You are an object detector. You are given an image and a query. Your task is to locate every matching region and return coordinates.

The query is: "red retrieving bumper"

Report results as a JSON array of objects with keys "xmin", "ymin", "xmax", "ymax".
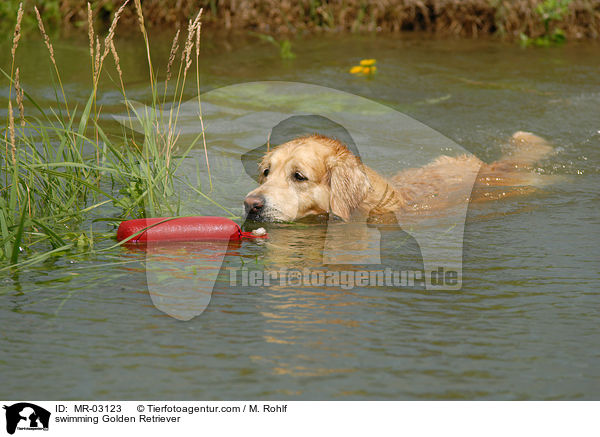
[{"xmin": 117, "ymin": 217, "xmax": 266, "ymax": 243}]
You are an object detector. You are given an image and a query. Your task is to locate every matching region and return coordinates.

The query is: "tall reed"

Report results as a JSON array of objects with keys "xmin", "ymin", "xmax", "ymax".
[{"xmin": 0, "ymin": 1, "xmax": 220, "ymax": 272}]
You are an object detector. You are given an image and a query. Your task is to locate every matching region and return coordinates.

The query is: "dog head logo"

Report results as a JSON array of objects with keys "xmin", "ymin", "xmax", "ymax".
[{"xmin": 3, "ymin": 403, "xmax": 50, "ymax": 435}]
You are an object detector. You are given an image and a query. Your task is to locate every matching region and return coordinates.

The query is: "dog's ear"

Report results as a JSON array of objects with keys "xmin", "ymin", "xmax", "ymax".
[{"xmin": 327, "ymin": 150, "xmax": 371, "ymax": 221}]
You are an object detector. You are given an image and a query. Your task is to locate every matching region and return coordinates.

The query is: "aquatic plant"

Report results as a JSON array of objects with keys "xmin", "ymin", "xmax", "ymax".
[
  {"xmin": 251, "ymin": 32, "xmax": 296, "ymax": 60},
  {"xmin": 0, "ymin": 2, "xmax": 215, "ymax": 270}
]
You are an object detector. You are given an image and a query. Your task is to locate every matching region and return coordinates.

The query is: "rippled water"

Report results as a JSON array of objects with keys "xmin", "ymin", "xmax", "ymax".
[{"xmin": 1, "ymin": 33, "xmax": 599, "ymax": 399}]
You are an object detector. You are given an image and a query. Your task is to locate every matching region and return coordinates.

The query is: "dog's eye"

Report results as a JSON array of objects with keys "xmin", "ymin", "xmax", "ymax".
[
  {"xmin": 294, "ymin": 171, "xmax": 308, "ymax": 181},
  {"xmin": 263, "ymin": 168, "xmax": 269, "ymax": 177}
]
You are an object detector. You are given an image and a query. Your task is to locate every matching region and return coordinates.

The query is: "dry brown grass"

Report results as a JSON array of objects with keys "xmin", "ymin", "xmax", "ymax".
[
  {"xmin": 10, "ymin": 3, "xmax": 23, "ymax": 61},
  {"xmin": 6, "ymin": 2, "xmax": 23, "ymax": 167},
  {"xmin": 87, "ymin": 2, "xmax": 94, "ymax": 70},
  {"xmin": 34, "ymin": 7, "xmax": 56, "ymax": 64},
  {"xmin": 165, "ymin": 28, "xmax": 180, "ymax": 84},
  {"xmin": 14, "ymin": 68, "xmax": 25, "ymax": 127},
  {"xmin": 50, "ymin": 0, "xmax": 600, "ymax": 39}
]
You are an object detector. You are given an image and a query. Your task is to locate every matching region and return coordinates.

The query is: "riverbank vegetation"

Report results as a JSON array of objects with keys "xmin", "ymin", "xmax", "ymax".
[
  {"xmin": 1, "ymin": 1, "xmax": 216, "ymax": 270},
  {"xmin": 1, "ymin": 0, "xmax": 599, "ymax": 40}
]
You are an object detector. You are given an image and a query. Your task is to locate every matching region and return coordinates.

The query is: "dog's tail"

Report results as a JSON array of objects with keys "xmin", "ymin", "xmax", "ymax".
[
  {"xmin": 500, "ymin": 131, "xmax": 554, "ymax": 167},
  {"xmin": 479, "ymin": 131, "xmax": 558, "ymax": 188}
]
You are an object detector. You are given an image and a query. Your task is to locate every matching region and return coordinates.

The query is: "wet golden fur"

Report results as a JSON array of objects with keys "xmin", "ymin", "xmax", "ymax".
[{"xmin": 244, "ymin": 131, "xmax": 553, "ymax": 222}]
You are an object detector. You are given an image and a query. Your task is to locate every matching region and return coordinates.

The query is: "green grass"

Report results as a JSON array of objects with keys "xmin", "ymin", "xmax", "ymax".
[
  {"xmin": 250, "ymin": 32, "xmax": 296, "ymax": 60},
  {"xmin": 520, "ymin": 0, "xmax": 572, "ymax": 46},
  {"xmin": 0, "ymin": 2, "xmax": 218, "ymax": 272}
]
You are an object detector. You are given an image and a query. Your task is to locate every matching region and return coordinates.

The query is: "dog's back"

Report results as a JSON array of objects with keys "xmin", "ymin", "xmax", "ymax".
[{"xmin": 391, "ymin": 131, "xmax": 555, "ymax": 212}]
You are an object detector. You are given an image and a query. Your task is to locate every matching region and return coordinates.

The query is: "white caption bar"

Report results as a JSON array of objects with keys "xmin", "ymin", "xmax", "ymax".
[{"xmin": 1, "ymin": 401, "xmax": 598, "ymax": 436}]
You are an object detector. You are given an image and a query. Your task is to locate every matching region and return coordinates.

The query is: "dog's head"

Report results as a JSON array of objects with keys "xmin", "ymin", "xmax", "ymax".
[{"xmin": 244, "ymin": 135, "xmax": 371, "ymax": 222}]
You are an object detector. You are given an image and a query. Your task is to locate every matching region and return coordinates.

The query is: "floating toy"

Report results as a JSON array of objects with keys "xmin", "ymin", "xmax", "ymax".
[{"xmin": 117, "ymin": 217, "xmax": 266, "ymax": 243}]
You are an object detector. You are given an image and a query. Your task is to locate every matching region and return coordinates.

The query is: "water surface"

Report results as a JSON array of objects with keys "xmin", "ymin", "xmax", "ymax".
[{"xmin": 1, "ymin": 34, "xmax": 599, "ymax": 399}]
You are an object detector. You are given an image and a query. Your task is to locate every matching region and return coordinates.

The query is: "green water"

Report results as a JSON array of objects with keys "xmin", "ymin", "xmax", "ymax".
[{"xmin": 1, "ymin": 33, "xmax": 599, "ymax": 399}]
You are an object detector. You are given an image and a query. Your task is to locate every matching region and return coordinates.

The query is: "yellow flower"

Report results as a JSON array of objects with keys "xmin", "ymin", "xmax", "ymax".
[{"xmin": 350, "ymin": 62, "xmax": 377, "ymax": 77}]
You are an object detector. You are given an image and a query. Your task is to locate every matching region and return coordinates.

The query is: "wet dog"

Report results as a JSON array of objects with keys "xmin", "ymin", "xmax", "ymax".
[{"xmin": 244, "ymin": 131, "xmax": 553, "ymax": 222}]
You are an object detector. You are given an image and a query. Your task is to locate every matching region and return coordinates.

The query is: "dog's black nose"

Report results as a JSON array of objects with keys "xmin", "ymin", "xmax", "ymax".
[{"xmin": 244, "ymin": 195, "xmax": 265, "ymax": 215}]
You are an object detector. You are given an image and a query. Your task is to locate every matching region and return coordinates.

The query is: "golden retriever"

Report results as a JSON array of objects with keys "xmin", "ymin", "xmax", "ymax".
[{"xmin": 244, "ymin": 131, "xmax": 553, "ymax": 223}]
